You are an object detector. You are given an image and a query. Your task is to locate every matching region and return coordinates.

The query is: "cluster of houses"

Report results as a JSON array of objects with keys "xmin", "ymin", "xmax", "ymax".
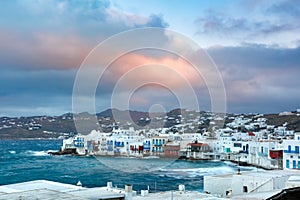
[{"xmin": 59, "ymin": 113, "xmax": 300, "ymax": 171}]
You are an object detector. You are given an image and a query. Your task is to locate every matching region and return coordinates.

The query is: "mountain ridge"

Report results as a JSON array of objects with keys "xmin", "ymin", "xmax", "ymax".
[{"xmin": 0, "ymin": 108, "xmax": 299, "ymax": 139}]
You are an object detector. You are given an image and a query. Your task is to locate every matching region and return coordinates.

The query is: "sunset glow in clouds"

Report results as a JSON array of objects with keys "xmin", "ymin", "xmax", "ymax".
[{"xmin": 1, "ymin": 0, "xmax": 300, "ymax": 116}]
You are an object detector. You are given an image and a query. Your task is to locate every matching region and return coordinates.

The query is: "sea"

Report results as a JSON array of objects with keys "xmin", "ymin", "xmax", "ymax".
[{"xmin": 0, "ymin": 139, "xmax": 258, "ymax": 192}]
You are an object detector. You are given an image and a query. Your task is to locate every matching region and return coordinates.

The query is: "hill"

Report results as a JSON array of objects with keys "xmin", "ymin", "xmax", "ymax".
[{"xmin": 0, "ymin": 109, "xmax": 300, "ymax": 139}]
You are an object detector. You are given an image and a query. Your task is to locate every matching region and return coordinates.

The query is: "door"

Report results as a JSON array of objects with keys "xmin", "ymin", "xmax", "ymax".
[
  {"xmin": 295, "ymin": 146, "xmax": 299, "ymax": 153},
  {"xmin": 286, "ymin": 160, "xmax": 290, "ymax": 168}
]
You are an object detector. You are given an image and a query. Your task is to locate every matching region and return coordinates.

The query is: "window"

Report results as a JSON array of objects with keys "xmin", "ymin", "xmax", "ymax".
[
  {"xmin": 243, "ymin": 186, "xmax": 248, "ymax": 193},
  {"xmin": 291, "ymin": 155, "xmax": 293, "ymax": 158},
  {"xmin": 234, "ymin": 143, "xmax": 242, "ymax": 148}
]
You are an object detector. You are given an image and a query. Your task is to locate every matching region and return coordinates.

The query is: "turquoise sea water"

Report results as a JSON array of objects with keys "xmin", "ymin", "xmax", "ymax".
[{"xmin": 0, "ymin": 139, "xmax": 255, "ymax": 192}]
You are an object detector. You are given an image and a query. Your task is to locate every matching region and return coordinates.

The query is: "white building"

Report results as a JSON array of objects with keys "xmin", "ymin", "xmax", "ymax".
[
  {"xmin": 204, "ymin": 170, "xmax": 299, "ymax": 198},
  {"xmin": 283, "ymin": 133, "xmax": 300, "ymax": 170},
  {"xmin": 248, "ymin": 141, "xmax": 282, "ymax": 169}
]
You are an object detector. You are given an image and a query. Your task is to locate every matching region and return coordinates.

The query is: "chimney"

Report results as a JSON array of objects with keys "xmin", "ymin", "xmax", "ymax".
[
  {"xmin": 178, "ymin": 184, "xmax": 185, "ymax": 191},
  {"xmin": 107, "ymin": 181, "xmax": 113, "ymax": 189},
  {"xmin": 125, "ymin": 184, "xmax": 132, "ymax": 200}
]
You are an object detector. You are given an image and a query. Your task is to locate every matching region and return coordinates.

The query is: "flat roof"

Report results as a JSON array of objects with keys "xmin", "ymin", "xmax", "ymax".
[
  {"xmin": 0, "ymin": 180, "xmax": 124, "ymax": 200},
  {"xmin": 206, "ymin": 170, "xmax": 300, "ymax": 179},
  {"xmin": 132, "ymin": 190, "xmax": 226, "ymax": 200},
  {"xmin": 231, "ymin": 189, "xmax": 281, "ymax": 200},
  {"xmin": 0, "ymin": 189, "xmax": 85, "ymax": 200},
  {"xmin": 68, "ymin": 187, "xmax": 125, "ymax": 200},
  {"xmin": 0, "ymin": 180, "xmax": 80, "ymax": 193}
]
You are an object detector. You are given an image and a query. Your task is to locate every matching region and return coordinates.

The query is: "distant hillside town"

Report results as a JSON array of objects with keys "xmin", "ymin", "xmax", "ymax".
[{"xmin": 16, "ymin": 108, "xmax": 296, "ymax": 171}]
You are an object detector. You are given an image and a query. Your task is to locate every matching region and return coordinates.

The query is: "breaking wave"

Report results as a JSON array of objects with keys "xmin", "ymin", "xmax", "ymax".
[
  {"xmin": 23, "ymin": 150, "xmax": 50, "ymax": 156},
  {"xmin": 158, "ymin": 165, "xmax": 237, "ymax": 179}
]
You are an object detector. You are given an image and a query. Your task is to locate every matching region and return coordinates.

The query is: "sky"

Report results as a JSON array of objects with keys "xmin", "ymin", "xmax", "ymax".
[{"xmin": 0, "ymin": 0, "xmax": 300, "ymax": 116}]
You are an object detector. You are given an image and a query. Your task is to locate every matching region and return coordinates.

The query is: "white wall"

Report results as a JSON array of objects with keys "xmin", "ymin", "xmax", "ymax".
[{"xmin": 204, "ymin": 175, "xmax": 233, "ymax": 197}]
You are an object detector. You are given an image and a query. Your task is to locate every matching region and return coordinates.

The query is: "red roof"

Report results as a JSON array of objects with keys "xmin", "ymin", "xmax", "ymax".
[
  {"xmin": 188, "ymin": 143, "xmax": 209, "ymax": 147},
  {"xmin": 248, "ymin": 132, "xmax": 255, "ymax": 136}
]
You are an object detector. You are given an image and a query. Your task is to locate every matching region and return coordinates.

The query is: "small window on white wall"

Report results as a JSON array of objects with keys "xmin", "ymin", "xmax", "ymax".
[{"xmin": 243, "ymin": 186, "xmax": 248, "ymax": 193}]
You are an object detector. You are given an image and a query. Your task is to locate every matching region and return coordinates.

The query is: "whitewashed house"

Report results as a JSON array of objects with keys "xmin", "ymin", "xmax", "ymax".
[
  {"xmin": 283, "ymin": 133, "xmax": 300, "ymax": 170},
  {"xmin": 248, "ymin": 141, "xmax": 282, "ymax": 169}
]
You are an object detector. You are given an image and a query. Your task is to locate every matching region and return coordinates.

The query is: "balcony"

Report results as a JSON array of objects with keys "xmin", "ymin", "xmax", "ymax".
[
  {"xmin": 284, "ymin": 150, "xmax": 299, "ymax": 154},
  {"xmin": 258, "ymin": 152, "xmax": 268, "ymax": 157},
  {"xmin": 114, "ymin": 141, "xmax": 125, "ymax": 147},
  {"xmin": 152, "ymin": 149, "xmax": 163, "ymax": 153},
  {"xmin": 154, "ymin": 143, "xmax": 163, "ymax": 146}
]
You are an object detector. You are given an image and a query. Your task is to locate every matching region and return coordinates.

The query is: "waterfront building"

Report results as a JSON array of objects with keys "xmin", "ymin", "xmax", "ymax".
[
  {"xmin": 248, "ymin": 141, "xmax": 282, "ymax": 169},
  {"xmin": 283, "ymin": 132, "xmax": 300, "ymax": 170},
  {"xmin": 163, "ymin": 142, "xmax": 180, "ymax": 157},
  {"xmin": 151, "ymin": 136, "xmax": 167, "ymax": 156},
  {"xmin": 61, "ymin": 135, "xmax": 86, "ymax": 155},
  {"xmin": 129, "ymin": 141, "xmax": 144, "ymax": 156},
  {"xmin": 186, "ymin": 142, "xmax": 210, "ymax": 159},
  {"xmin": 142, "ymin": 139, "xmax": 151, "ymax": 155}
]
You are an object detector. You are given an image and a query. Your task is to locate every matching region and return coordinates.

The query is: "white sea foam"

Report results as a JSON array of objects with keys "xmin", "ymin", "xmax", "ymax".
[
  {"xmin": 158, "ymin": 166, "xmax": 237, "ymax": 178},
  {"xmin": 9, "ymin": 150, "xmax": 16, "ymax": 154},
  {"xmin": 223, "ymin": 161, "xmax": 238, "ymax": 166},
  {"xmin": 25, "ymin": 150, "xmax": 49, "ymax": 156}
]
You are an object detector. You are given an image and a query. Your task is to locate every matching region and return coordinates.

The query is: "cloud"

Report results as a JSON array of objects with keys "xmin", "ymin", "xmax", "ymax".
[
  {"xmin": 0, "ymin": 0, "xmax": 169, "ymax": 71},
  {"xmin": 266, "ymin": 0, "xmax": 300, "ymax": 18},
  {"xmin": 0, "ymin": 69, "xmax": 76, "ymax": 116},
  {"xmin": 208, "ymin": 45, "xmax": 300, "ymax": 113},
  {"xmin": 208, "ymin": 44, "xmax": 300, "ymax": 72},
  {"xmin": 144, "ymin": 14, "xmax": 169, "ymax": 28},
  {"xmin": 194, "ymin": 0, "xmax": 300, "ymax": 48},
  {"xmin": 93, "ymin": 51, "xmax": 210, "ymax": 111},
  {"xmin": 0, "ymin": 31, "xmax": 91, "ymax": 70},
  {"xmin": 0, "ymin": 0, "xmax": 299, "ymax": 116}
]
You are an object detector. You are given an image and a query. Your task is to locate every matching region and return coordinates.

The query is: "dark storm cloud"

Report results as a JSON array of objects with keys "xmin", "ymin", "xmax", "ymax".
[
  {"xmin": 208, "ymin": 45, "xmax": 300, "ymax": 71},
  {"xmin": 0, "ymin": 69, "xmax": 76, "ymax": 116},
  {"xmin": 207, "ymin": 45, "xmax": 300, "ymax": 113}
]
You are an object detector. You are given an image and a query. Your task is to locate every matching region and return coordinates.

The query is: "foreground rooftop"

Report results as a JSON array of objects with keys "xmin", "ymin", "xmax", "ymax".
[{"xmin": 0, "ymin": 180, "xmax": 225, "ymax": 200}]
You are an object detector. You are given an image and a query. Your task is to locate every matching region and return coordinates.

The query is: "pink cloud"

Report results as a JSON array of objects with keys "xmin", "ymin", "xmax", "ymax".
[
  {"xmin": 0, "ymin": 31, "xmax": 91, "ymax": 70},
  {"xmin": 104, "ymin": 52, "xmax": 208, "ymax": 91}
]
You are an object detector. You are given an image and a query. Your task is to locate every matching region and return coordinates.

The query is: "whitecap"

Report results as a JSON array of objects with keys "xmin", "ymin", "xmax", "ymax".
[
  {"xmin": 24, "ymin": 150, "xmax": 49, "ymax": 156},
  {"xmin": 9, "ymin": 150, "xmax": 16, "ymax": 154},
  {"xmin": 158, "ymin": 166, "xmax": 237, "ymax": 178}
]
